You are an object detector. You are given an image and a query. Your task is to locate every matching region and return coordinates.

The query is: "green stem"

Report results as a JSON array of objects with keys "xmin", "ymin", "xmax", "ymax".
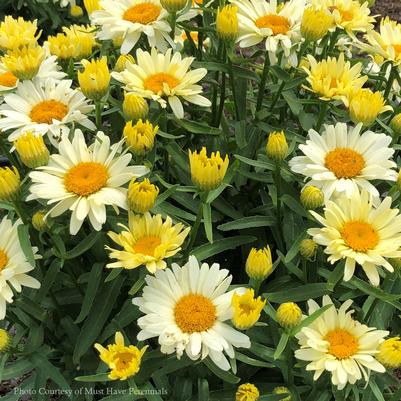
[
  {"xmin": 326, "ymin": 29, "xmax": 340, "ymax": 56},
  {"xmin": 95, "ymin": 101, "xmax": 102, "ymax": 130},
  {"xmin": 185, "ymin": 203, "xmax": 203, "ymax": 257},
  {"xmin": 269, "ymin": 80, "xmax": 285, "ymax": 111},
  {"xmin": 256, "ymin": 52, "xmax": 270, "ymax": 112},
  {"xmin": 170, "ymin": 12, "xmax": 177, "ymax": 40},
  {"xmin": 315, "ymin": 101, "xmax": 329, "ymax": 131},
  {"xmin": 215, "ymin": 70, "xmax": 226, "ymax": 127},
  {"xmin": 227, "ymin": 54, "xmax": 240, "ymax": 120},
  {"xmin": 273, "ymin": 163, "xmax": 285, "ymax": 252},
  {"xmin": 384, "ymin": 65, "xmax": 396, "ymax": 100}
]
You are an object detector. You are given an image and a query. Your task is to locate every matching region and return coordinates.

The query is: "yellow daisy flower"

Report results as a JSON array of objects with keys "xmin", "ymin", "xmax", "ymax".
[
  {"xmin": 94, "ymin": 332, "xmax": 147, "ymax": 380},
  {"xmin": 232, "ymin": 289, "xmax": 266, "ymax": 330},
  {"xmin": 106, "ymin": 212, "xmax": 190, "ymax": 273}
]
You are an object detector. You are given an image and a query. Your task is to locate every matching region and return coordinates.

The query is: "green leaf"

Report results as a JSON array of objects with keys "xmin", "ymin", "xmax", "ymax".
[
  {"xmin": 105, "ymin": 267, "xmax": 123, "ymax": 282},
  {"xmin": 17, "ymin": 224, "xmax": 35, "ymax": 266},
  {"xmin": 75, "ymin": 373, "xmax": 111, "ymax": 382},
  {"xmin": 2, "ymin": 358, "xmax": 33, "ymax": 380},
  {"xmin": 203, "ymin": 202, "xmax": 213, "ymax": 243},
  {"xmin": 368, "ymin": 381, "xmax": 386, "ymax": 401},
  {"xmin": 203, "ymin": 358, "xmax": 240, "ymax": 384},
  {"xmin": 218, "ymin": 216, "xmax": 275, "ymax": 231},
  {"xmin": 234, "ymin": 154, "xmax": 274, "ymax": 170},
  {"xmin": 73, "ymin": 275, "xmax": 124, "ymax": 364},
  {"xmin": 192, "ymin": 235, "xmax": 256, "ymax": 261},
  {"xmin": 264, "ymin": 283, "xmax": 328, "ymax": 303},
  {"xmin": 75, "ymin": 263, "xmax": 104, "ymax": 324},
  {"xmin": 174, "ymin": 118, "xmax": 221, "ymax": 135},
  {"xmin": 64, "ymin": 232, "xmax": 102, "ymax": 260},
  {"xmin": 274, "ymin": 332, "xmax": 289, "ymax": 360}
]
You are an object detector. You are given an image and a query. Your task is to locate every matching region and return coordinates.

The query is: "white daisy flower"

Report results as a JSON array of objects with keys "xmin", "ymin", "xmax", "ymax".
[
  {"xmin": 231, "ymin": 0, "xmax": 306, "ymax": 66},
  {"xmin": 295, "ymin": 296, "xmax": 388, "ymax": 390},
  {"xmin": 91, "ymin": 0, "xmax": 196, "ymax": 54},
  {"xmin": 289, "ymin": 123, "xmax": 397, "ymax": 200},
  {"xmin": 112, "ymin": 48, "xmax": 210, "ymax": 119},
  {"xmin": 308, "ymin": 190, "xmax": 401, "ymax": 286},
  {"xmin": 0, "ymin": 217, "xmax": 41, "ymax": 320},
  {"xmin": 133, "ymin": 255, "xmax": 251, "ymax": 371},
  {"xmin": 0, "ymin": 79, "xmax": 96, "ymax": 143},
  {"xmin": 28, "ymin": 130, "xmax": 149, "ymax": 235}
]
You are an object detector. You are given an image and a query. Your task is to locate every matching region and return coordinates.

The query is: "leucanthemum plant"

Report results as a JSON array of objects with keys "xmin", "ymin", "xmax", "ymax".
[{"xmin": 1, "ymin": 1, "xmax": 401, "ymax": 401}]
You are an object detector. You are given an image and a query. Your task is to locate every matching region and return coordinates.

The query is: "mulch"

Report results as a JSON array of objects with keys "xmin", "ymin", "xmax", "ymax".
[{"xmin": 372, "ymin": 0, "xmax": 401, "ymax": 21}]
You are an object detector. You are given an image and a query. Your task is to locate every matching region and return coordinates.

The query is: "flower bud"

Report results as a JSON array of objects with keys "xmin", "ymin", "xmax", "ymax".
[
  {"xmin": 216, "ymin": 5, "xmax": 238, "ymax": 42},
  {"xmin": 0, "ymin": 329, "xmax": 11, "ymax": 353},
  {"xmin": 123, "ymin": 119, "xmax": 158, "ymax": 156},
  {"xmin": 70, "ymin": 5, "xmax": 84, "ymax": 17},
  {"xmin": 266, "ymin": 131, "xmax": 288, "ymax": 161},
  {"xmin": 78, "ymin": 57, "xmax": 110, "ymax": 101},
  {"xmin": 376, "ymin": 337, "xmax": 401, "ymax": 369},
  {"xmin": 115, "ymin": 54, "xmax": 135, "ymax": 72},
  {"xmin": 14, "ymin": 131, "xmax": 49, "ymax": 168},
  {"xmin": 161, "ymin": 0, "xmax": 188, "ymax": 12},
  {"xmin": 232, "ymin": 289, "xmax": 266, "ymax": 330},
  {"xmin": 0, "ymin": 166, "xmax": 20, "ymax": 201},
  {"xmin": 236, "ymin": 383, "xmax": 259, "ymax": 401},
  {"xmin": 390, "ymin": 113, "xmax": 401, "ymax": 136},
  {"xmin": 123, "ymin": 93, "xmax": 148, "ymax": 121},
  {"xmin": 299, "ymin": 239, "xmax": 318, "ymax": 260},
  {"xmin": 300, "ymin": 186, "xmax": 324, "ymax": 209},
  {"xmin": 276, "ymin": 302, "xmax": 302, "ymax": 329},
  {"xmin": 32, "ymin": 211, "xmax": 49, "ymax": 232},
  {"xmin": 301, "ymin": 6, "xmax": 333, "ymax": 42},
  {"xmin": 245, "ymin": 246, "xmax": 272, "ymax": 280},
  {"xmin": 273, "ymin": 387, "xmax": 292, "ymax": 401},
  {"xmin": 128, "ymin": 178, "xmax": 159, "ymax": 213}
]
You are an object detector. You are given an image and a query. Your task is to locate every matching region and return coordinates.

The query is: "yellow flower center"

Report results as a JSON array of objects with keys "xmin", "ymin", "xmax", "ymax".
[
  {"xmin": 0, "ymin": 250, "xmax": 8, "ymax": 272},
  {"xmin": 329, "ymin": 6, "xmax": 353, "ymax": 22},
  {"xmin": 341, "ymin": 221, "xmax": 379, "ymax": 252},
  {"xmin": 143, "ymin": 72, "xmax": 179, "ymax": 94},
  {"xmin": 64, "ymin": 162, "xmax": 109, "ymax": 197},
  {"xmin": 174, "ymin": 294, "xmax": 216, "ymax": 333},
  {"xmin": 391, "ymin": 44, "xmax": 401, "ymax": 57},
  {"xmin": 324, "ymin": 148, "xmax": 365, "ymax": 179},
  {"xmin": 325, "ymin": 329, "xmax": 358, "ymax": 359},
  {"xmin": 114, "ymin": 351, "xmax": 135, "ymax": 370},
  {"xmin": 255, "ymin": 15, "xmax": 290, "ymax": 35},
  {"xmin": 123, "ymin": 3, "xmax": 161, "ymax": 24},
  {"xmin": 29, "ymin": 100, "xmax": 68, "ymax": 124},
  {"xmin": 0, "ymin": 71, "xmax": 17, "ymax": 87},
  {"xmin": 132, "ymin": 236, "xmax": 161, "ymax": 256}
]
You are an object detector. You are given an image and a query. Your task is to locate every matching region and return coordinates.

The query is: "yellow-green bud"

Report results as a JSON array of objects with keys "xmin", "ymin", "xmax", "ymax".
[
  {"xmin": 0, "ymin": 166, "xmax": 20, "ymax": 201},
  {"xmin": 70, "ymin": 5, "xmax": 84, "ymax": 17},
  {"xmin": 299, "ymin": 239, "xmax": 317, "ymax": 260},
  {"xmin": 276, "ymin": 302, "xmax": 302, "ymax": 329},
  {"xmin": 266, "ymin": 131, "xmax": 288, "ymax": 161},
  {"xmin": 273, "ymin": 387, "xmax": 292, "ymax": 401},
  {"xmin": 161, "ymin": 0, "xmax": 187, "ymax": 12},
  {"xmin": 123, "ymin": 93, "xmax": 149, "ymax": 122},
  {"xmin": 0, "ymin": 329, "xmax": 11, "ymax": 353},
  {"xmin": 32, "ymin": 211, "xmax": 49, "ymax": 232},
  {"xmin": 390, "ymin": 113, "xmax": 401, "ymax": 136},
  {"xmin": 300, "ymin": 186, "xmax": 324, "ymax": 209},
  {"xmin": 245, "ymin": 246, "xmax": 273, "ymax": 280}
]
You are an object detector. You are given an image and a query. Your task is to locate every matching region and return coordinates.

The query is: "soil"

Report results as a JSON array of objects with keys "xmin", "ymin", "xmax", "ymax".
[{"xmin": 372, "ymin": 0, "xmax": 401, "ymax": 21}]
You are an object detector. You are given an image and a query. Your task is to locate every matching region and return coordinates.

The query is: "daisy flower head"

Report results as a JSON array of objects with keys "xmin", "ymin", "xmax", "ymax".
[
  {"xmin": 289, "ymin": 122, "xmax": 398, "ymax": 200},
  {"xmin": 91, "ymin": 0, "xmax": 194, "ymax": 54},
  {"xmin": 295, "ymin": 296, "xmax": 387, "ymax": 390},
  {"xmin": 0, "ymin": 16, "xmax": 40, "ymax": 52},
  {"xmin": 231, "ymin": 0, "xmax": 306, "ymax": 66},
  {"xmin": 94, "ymin": 331, "xmax": 147, "ymax": 380},
  {"xmin": 106, "ymin": 212, "xmax": 190, "ymax": 273},
  {"xmin": 28, "ymin": 130, "xmax": 149, "ymax": 235},
  {"xmin": 357, "ymin": 17, "xmax": 401, "ymax": 67},
  {"xmin": 112, "ymin": 48, "xmax": 210, "ymax": 119},
  {"xmin": 312, "ymin": 0, "xmax": 374, "ymax": 34},
  {"xmin": 302, "ymin": 54, "xmax": 367, "ymax": 106},
  {"xmin": 0, "ymin": 79, "xmax": 95, "ymax": 143},
  {"xmin": 0, "ymin": 217, "xmax": 41, "ymax": 320},
  {"xmin": 132, "ymin": 255, "xmax": 251, "ymax": 370},
  {"xmin": 308, "ymin": 190, "xmax": 401, "ymax": 286}
]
